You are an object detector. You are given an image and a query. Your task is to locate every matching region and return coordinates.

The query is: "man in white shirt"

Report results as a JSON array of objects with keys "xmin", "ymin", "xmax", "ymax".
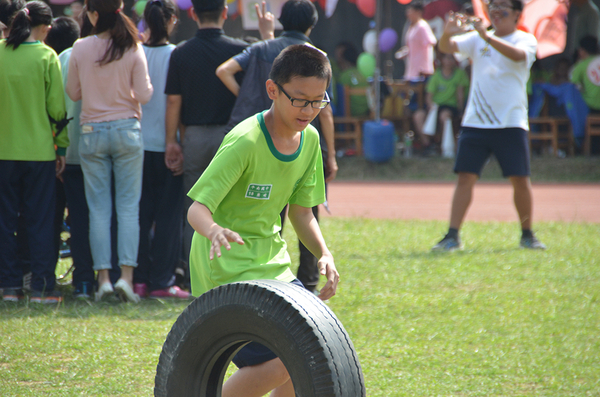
[{"xmin": 432, "ymin": 0, "xmax": 546, "ymax": 251}]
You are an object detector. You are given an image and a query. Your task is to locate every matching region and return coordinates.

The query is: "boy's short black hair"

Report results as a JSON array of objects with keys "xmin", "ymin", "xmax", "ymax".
[
  {"xmin": 579, "ymin": 35, "xmax": 599, "ymax": 55},
  {"xmin": 269, "ymin": 44, "xmax": 331, "ymax": 87},
  {"xmin": 278, "ymin": 0, "xmax": 317, "ymax": 33},
  {"xmin": 192, "ymin": 0, "xmax": 225, "ymax": 23},
  {"xmin": 45, "ymin": 16, "xmax": 80, "ymax": 55}
]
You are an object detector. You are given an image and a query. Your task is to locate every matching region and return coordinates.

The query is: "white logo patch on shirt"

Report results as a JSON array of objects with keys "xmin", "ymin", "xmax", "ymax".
[{"xmin": 245, "ymin": 184, "xmax": 272, "ymax": 200}]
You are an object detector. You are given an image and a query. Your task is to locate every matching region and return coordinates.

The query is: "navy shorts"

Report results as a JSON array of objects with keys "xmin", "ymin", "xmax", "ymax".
[
  {"xmin": 454, "ymin": 127, "xmax": 530, "ymax": 177},
  {"xmin": 438, "ymin": 105, "xmax": 459, "ymax": 119},
  {"xmin": 232, "ymin": 278, "xmax": 305, "ymax": 368},
  {"xmin": 406, "ymin": 79, "xmax": 428, "ymax": 112}
]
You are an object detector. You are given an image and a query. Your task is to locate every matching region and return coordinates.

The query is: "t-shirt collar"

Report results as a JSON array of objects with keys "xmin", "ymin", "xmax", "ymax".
[
  {"xmin": 281, "ymin": 31, "xmax": 312, "ymax": 44},
  {"xmin": 195, "ymin": 28, "xmax": 224, "ymax": 39}
]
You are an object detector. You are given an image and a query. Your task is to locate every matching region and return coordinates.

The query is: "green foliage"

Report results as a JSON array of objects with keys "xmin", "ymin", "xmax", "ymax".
[{"xmin": 1, "ymin": 219, "xmax": 599, "ymax": 396}]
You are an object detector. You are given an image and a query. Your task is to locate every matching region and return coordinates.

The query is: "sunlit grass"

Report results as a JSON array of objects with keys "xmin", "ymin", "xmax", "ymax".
[{"xmin": 1, "ymin": 219, "xmax": 598, "ymax": 396}]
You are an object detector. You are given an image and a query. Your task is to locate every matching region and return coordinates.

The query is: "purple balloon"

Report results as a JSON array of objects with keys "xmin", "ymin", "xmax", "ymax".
[
  {"xmin": 379, "ymin": 28, "xmax": 398, "ymax": 53},
  {"xmin": 177, "ymin": 0, "xmax": 193, "ymax": 10},
  {"xmin": 137, "ymin": 19, "xmax": 146, "ymax": 34}
]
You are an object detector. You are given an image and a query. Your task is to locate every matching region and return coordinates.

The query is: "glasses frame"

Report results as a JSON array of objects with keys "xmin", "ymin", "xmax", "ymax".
[{"xmin": 275, "ymin": 83, "xmax": 330, "ymax": 109}]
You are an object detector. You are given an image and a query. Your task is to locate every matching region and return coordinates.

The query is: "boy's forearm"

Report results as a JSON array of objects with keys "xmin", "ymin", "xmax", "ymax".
[
  {"xmin": 165, "ymin": 95, "xmax": 182, "ymax": 145},
  {"xmin": 187, "ymin": 201, "xmax": 219, "ymax": 239},
  {"xmin": 482, "ymin": 33, "xmax": 527, "ymax": 62},
  {"xmin": 216, "ymin": 59, "xmax": 243, "ymax": 97},
  {"xmin": 438, "ymin": 32, "xmax": 456, "ymax": 54},
  {"xmin": 188, "ymin": 201, "xmax": 245, "ymax": 259},
  {"xmin": 318, "ymin": 106, "xmax": 338, "ymax": 182},
  {"xmin": 288, "ymin": 204, "xmax": 332, "ymax": 259}
]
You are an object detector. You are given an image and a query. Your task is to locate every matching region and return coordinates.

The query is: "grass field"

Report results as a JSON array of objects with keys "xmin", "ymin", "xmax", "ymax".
[
  {"xmin": 334, "ymin": 156, "xmax": 600, "ymax": 183},
  {"xmin": 1, "ymin": 218, "xmax": 598, "ymax": 396}
]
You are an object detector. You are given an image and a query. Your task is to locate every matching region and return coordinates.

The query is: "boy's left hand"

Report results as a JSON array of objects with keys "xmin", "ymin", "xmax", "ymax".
[{"xmin": 317, "ymin": 254, "xmax": 339, "ymax": 301}]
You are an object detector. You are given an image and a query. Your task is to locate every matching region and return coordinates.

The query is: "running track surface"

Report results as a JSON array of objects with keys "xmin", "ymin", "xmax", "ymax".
[{"xmin": 321, "ymin": 182, "xmax": 600, "ymax": 223}]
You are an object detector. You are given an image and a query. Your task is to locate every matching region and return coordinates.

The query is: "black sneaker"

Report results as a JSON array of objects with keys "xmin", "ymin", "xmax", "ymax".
[
  {"xmin": 30, "ymin": 290, "xmax": 63, "ymax": 304},
  {"xmin": 520, "ymin": 235, "xmax": 547, "ymax": 250},
  {"xmin": 2, "ymin": 288, "xmax": 25, "ymax": 302}
]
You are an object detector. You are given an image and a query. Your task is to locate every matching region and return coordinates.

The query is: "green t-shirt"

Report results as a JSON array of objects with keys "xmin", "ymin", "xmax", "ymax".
[
  {"xmin": 570, "ymin": 55, "xmax": 600, "ymax": 111},
  {"xmin": 338, "ymin": 67, "xmax": 370, "ymax": 117},
  {"xmin": 187, "ymin": 112, "xmax": 326, "ymax": 296},
  {"xmin": 0, "ymin": 40, "xmax": 68, "ymax": 161},
  {"xmin": 426, "ymin": 67, "xmax": 470, "ymax": 108}
]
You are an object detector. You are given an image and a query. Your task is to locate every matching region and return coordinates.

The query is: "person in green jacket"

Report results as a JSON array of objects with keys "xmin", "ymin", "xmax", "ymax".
[
  {"xmin": 571, "ymin": 35, "xmax": 600, "ymax": 113},
  {"xmin": 0, "ymin": 1, "xmax": 69, "ymax": 304}
]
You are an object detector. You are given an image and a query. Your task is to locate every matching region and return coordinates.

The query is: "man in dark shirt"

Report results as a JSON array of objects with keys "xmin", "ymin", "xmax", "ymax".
[{"xmin": 164, "ymin": 0, "xmax": 248, "ymax": 285}]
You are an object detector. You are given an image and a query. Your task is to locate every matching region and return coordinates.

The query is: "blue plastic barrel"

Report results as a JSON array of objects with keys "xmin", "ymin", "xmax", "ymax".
[{"xmin": 363, "ymin": 120, "xmax": 395, "ymax": 163}]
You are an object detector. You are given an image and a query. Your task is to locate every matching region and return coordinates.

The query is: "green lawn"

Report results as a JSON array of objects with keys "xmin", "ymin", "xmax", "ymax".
[
  {"xmin": 334, "ymin": 156, "xmax": 600, "ymax": 183},
  {"xmin": 1, "ymin": 219, "xmax": 598, "ymax": 396}
]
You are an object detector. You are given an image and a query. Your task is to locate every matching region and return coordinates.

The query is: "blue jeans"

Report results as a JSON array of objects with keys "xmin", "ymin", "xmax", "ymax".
[
  {"xmin": 79, "ymin": 118, "xmax": 143, "ymax": 271},
  {"xmin": 62, "ymin": 164, "xmax": 121, "ymax": 287}
]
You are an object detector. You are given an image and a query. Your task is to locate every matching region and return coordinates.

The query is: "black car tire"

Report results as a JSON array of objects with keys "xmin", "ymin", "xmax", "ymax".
[{"xmin": 154, "ymin": 280, "xmax": 365, "ymax": 397}]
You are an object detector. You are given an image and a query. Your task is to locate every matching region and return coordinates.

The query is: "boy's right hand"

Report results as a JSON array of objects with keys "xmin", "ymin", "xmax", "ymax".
[
  {"xmin": 316, "ymin": 254, "xmax": 339, "ymax": 301},
  {"xmin": 207, "ymin": 225, "xmax": 244, "ymax": 260}
]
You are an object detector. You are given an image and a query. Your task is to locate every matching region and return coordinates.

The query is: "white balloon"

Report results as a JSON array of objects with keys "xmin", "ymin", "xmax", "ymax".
[{"xmin": 362, "ymin": 29, "xmax": 377, "ymax": 55}]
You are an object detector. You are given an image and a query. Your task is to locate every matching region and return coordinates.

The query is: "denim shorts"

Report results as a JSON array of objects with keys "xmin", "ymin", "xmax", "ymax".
[
  {"xmin": 454, "ymin": 127, "xmax": 530, "ymax": 177},
  {"xmin": 406, "ymin": 78, "xmax": 428, "ymax": 112},
  {"xmin": 232, "ymin": 278, "xmax": 305, "ymax": 368}
]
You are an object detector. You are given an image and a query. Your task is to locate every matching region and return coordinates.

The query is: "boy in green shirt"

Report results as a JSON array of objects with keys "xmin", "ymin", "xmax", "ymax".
[
  {"xmin": 423, "ymin": 52, "xmax": 469, "ymax": 150},
  {"xmin": 187, "ymin": 44, "xmax": 339, "ymax": 397}
]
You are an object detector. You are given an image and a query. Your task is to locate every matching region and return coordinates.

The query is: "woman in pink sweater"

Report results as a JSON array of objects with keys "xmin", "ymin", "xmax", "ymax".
[{"xmin": 66, "ymin": 0, "xmax": 153, "ymax": 303}]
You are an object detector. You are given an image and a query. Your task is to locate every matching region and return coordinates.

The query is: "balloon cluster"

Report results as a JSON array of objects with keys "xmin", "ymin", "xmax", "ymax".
[{"xmin": 357, "ymin": 26, "xmax": 398, "ymax": 77}]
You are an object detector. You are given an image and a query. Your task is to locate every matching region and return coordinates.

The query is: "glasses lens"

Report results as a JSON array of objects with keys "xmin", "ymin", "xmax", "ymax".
[
  {"xmin": 290, "ymin": 99, "xmax": 309, "ymax": 108},
  {"xmin": 311, "ymin": 101, "xmax": 329, "ymax": 109}
]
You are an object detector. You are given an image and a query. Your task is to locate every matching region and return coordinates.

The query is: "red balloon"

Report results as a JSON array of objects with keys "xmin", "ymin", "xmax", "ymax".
[
  {"xmin": 357, "ymin": 0, "xmax": 376, "ymax": 18},
  {"xmin": 396, "ymin": 0, "xmax": 411, "ymax": 4}
]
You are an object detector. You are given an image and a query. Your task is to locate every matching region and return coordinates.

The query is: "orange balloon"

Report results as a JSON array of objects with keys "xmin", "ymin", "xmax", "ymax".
[{"xmin": 396, "ymin": 0, "xmax": 412, "ymax": 4}]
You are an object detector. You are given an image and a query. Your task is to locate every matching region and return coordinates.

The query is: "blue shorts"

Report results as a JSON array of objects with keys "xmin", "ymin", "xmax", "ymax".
[
  {"xmin": 454, "ymin": 127, "xmax": 530, "ymax": 177},
  {"xmin": 406, "ymin": 79, "xmax": 428, "ymax": 112},
  {"xmin": 232, "ymin": 278, "xmax": 305, "ymax": 368}
]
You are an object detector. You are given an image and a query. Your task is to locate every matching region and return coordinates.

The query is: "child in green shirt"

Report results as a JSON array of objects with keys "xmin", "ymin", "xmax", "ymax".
[
  {"xmin": 0, "ymin": 1, "xmax": 68, "ymax": 304},
  {"xmin": 426, "ymin": 52, "xmax": 469, "ymax": 127},
  {"xmin": 187, "ymin": 44, "xmax": 339, "ymax": 397}
]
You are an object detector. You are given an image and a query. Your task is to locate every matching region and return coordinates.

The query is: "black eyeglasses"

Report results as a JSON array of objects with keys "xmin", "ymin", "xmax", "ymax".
[{"xmin": 275, "ymin": 83, "xmax": 330, "ymax": 109}]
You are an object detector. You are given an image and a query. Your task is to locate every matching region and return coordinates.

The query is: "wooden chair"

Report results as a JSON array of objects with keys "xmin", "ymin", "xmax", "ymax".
[
  {"xmin": 584, "ymin": 115, "xmax": 600, "ymax": 156},
  {"xmin": 333, "ymin": 85, "xmax": 372, "ymax": 155},
  {"xmin": 383, "ymin": 80, "xmax": 425, "ymax": 134},
  {"xmin": 528, "ymin": 117, "xmax": 574, "ymax": 157},
  {"xmin": 528, "ymin": 97, "xmax": 574, "ymax": 157}
]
